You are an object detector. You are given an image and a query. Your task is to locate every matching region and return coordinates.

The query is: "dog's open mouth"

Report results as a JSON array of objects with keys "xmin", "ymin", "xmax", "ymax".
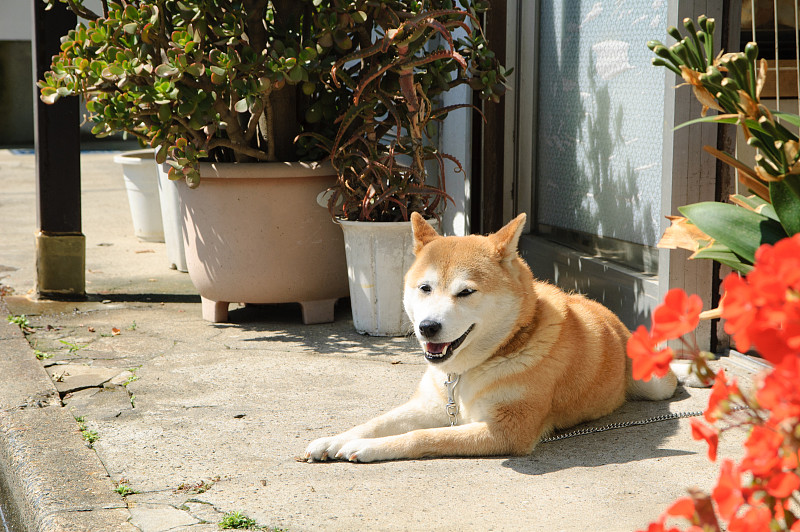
[{"xmin": 424, "ymin": 325, "xmax": 474, "ymax": 363}]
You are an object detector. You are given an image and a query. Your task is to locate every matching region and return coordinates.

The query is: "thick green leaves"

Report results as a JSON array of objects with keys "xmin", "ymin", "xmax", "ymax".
[
  {"xmin": 692, "ymin": 242, "xmax": 754, "ymax": 274},
  {"xmin": 679, "ymin": 201, "xmax": 787, "ymax": 264},
  {"xmin": 770, "ymin": 174, "xmax": 800, "ymax": 236}
]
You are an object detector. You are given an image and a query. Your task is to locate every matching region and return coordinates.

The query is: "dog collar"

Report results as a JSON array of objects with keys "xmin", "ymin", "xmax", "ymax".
[{"xmin": 445, "ymin": 373, "xmax": 460, "ymax": 426}]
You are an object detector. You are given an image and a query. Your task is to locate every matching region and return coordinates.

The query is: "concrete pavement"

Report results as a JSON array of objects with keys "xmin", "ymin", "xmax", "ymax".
[{"xmin": 0, "ymin": 148, "xmax": 761, "ymax": 531}]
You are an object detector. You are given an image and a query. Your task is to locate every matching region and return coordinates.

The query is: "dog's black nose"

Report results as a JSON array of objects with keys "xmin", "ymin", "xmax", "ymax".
[{"xmin": 419, "ymin": 320, "xmax": 441, "ymax": 338}]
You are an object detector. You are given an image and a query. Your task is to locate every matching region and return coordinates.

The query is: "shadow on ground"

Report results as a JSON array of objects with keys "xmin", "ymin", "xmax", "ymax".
[
  {"xmin": 210, "ymin": 299, "xmax": 419, "ymax": 360},
  {"xmin": 504, "ymin": 387, "xmax": 695, "ymax": 475}
]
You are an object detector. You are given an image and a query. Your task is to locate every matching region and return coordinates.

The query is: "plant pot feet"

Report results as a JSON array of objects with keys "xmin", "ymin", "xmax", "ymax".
[
  {"xmin": 299, "ymin": 299, "xmax": 338, "ymax": 325},
  {"xmin": 201, "ymin": 297, "xmax": 230, "ymax": 322}
]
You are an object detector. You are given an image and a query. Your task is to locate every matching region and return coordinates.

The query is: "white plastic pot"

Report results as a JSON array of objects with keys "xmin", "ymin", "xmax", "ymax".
[
  {"xmin": 155, "ymin": 163, "xmax": 188, "ymax": 272},
  {"xmin": 338, "ymin": 220, "xmax": 425, "ymax": 336},
  {"xmin": 113, "ymin": 149, "xmax": 164, "ymax": 242}
]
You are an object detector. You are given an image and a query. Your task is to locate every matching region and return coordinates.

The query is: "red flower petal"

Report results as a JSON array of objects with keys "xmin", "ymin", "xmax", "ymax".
[
  {"xmin": 665, "ymin": 496, "xmax": 696, "ymax": 519},
  {"xmin": 712, "ymin": 459, "xmax": 744, "ymax": 521},
  {"xmin": 766, "ymin": 471, "xmax": 800, "ymax": 498},
  {"xmin": 651, "ymin": 288, "xmax": 703, "ymax": 340},
  {"xmin": 627, "ymin": 326, "xmax": 674, "ymax": 382},
  {"xmin": 690, "ymin": 418, "xmax": 718, "ymax": 462}
]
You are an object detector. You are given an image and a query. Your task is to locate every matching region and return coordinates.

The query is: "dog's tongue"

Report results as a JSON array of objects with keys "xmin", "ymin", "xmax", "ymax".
[{"xmin": 425, "ymin": 342, "xmax": 450, "ymax": 355}]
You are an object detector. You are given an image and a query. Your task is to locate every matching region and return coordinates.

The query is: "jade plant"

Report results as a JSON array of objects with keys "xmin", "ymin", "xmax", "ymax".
[
  {"xmin": 305, "ymin": 2, "xmax": 509, "ymax": 221},
  {"xmin": 648, "ymin": 15, "xmax": 800, "ymax": 274},
  {"xmin": 39, "ymin": 0, "xmax": 508, "ymax": 223},
  {"xmin": 40, "ymin": 0, "xmax": 350, "ymax": 185}
]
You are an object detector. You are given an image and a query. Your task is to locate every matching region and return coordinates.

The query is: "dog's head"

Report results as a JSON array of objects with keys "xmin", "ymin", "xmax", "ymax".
[{"xmin": 403, "ymin": 213, "xmax": 533, "ymax": 374}]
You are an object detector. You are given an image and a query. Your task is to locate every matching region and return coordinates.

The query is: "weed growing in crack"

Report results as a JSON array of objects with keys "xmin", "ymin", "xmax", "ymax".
[
  {"xmin": 59, "ymin": 339, "xmax": 89, "ymax": 354},
  {"xmin": 114, "ymin": 484, "xmax": 137, "ymax": 497},
  {"xmin": 34, "ymin": 349, "xmax": 53, "ymax": 360},
  {"xmin": 7, "ymin": 314, "xmax": 32, "ymax": 332},
  {"xmin": 219, "ymin": 511, "xmax": 257, "ymax": 529},
  {"xmin": 124, "ymin": 368, "xmax": 140, "ymax": 386},
  {"xmin": 175, "ymin": 476, "xmax": 221, "ymax": 494},
  {"xmin": 74, "ymin": 416, "xmax": 99, "ymax": 447}
]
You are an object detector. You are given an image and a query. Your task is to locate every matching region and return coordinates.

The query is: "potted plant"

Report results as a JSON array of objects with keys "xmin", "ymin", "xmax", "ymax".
[
  {"xmin": 38, "ymin": 0, "xmax": 363, "ymax": 323},
  {"xmin": 39, "ymin": 0, "xmax": 506, "ymax": 329},
  {"xmin": 304, "ymin": 2, "xmax": 509, "ymax": 335},
  {"xmin": 629, "ymin": 16, "xmax": 800, "ymax": 530}
]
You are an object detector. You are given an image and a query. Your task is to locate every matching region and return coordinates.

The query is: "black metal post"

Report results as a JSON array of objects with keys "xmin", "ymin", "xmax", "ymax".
[{"xmin": 31, "ymin": 0, "xmax": 85, "ymax": 299}]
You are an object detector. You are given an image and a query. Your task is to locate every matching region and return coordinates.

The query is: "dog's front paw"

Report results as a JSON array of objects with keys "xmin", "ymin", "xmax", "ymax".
[
  {"xmin": 304, "ymin": 435, "xmax": 349, "ymax": 462},
  {"xmin": 335, "ymin": 438, "xmax": 390, "ymax": 463}
]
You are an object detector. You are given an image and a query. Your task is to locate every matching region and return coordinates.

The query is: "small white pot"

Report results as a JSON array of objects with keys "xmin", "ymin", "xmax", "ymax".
[
  {"xmin": 113, "ymin": 149, "xmax": 164, "ymax": 243},
  {"xmin": 338, "ymin": 220, "xmax": 429, "ymax": 336},
  {"xmin": 155, "ymin": 163, "xmax": 188, "ymax": 272}
]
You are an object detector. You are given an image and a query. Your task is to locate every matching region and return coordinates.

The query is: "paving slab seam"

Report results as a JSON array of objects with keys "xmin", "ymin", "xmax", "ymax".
[{"xmin": 1, "ymin": 299, "xmax": 137, "ymax": 532}]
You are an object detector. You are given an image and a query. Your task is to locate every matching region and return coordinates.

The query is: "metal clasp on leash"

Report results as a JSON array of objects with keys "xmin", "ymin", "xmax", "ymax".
[{"xmin": 445, "ymin": 373, "xmax": 460, "ymax": 426}]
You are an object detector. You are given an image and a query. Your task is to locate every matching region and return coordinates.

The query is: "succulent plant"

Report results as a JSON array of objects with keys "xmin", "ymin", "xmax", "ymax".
[{"xmin": 40, "ymin": 0, "xmax": 508, "ymax": 222}]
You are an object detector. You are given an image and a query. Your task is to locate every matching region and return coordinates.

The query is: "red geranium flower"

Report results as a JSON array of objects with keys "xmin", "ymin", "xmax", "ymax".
[
  {"xmin": 705, "ymin": 369, "xmax": 739, "ymax": 423},
  {"xmin": 652, "ymin": 288, "xmax": 703, "ymax": 340},
  {"xmin": 690, "ymin": 418, "xmax": 718, "ymax": 462},
  {"xmin": 740, "ymin": 425, "xmax": 783, "ymax": 478},
  {"xmin": 766, "ymin": 471, "xmax": 800, "ymax": 498},
  {"xmin": 627, "ymin": 325, "xmax": 674, "ymax": 381},
  {"xmin": 720, "ymin": 274, "xmax": 757, "ymax": 352},
  {"xmin": 728, "ymin": 505, "xmax": 771, "ymax": 532},
  {"xmin": 712, "ymin": 459, "xmax": 744, "ymax": 521}
]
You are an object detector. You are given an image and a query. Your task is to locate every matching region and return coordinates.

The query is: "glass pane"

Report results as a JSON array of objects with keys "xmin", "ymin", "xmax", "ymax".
[{"xmin": 535, "ymin": 1, "xmax": 668, "ymax": 259}]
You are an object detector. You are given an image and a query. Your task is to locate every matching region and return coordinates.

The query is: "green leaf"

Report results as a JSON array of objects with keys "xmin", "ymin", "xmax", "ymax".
[
  {"xmin": 157, "ymin": 104, "xmax": 171, "ymax": 121},
  {"xmin": 692, "ymin": 242, "xmax": 754, "ymax": 274},
  {"xmin": 287, "ymin": 65, "xmax": 303, "ymax": 83},
  {"xmin": 674, "ymin": 114, "xmax": 765, "ymax": 134},
  {"xmin": 234, "ymin": 98, "xmax": 248, "ymax": 113},
  {"xmin": 770, "ymin": 174, "xmax": 800, "ymax": 235},
  {"xmin": 679, "ymin": 201, "xmax": 787, "ymax": 264},
  {"xmin": 772, "ymin": 110, "xmax": 800, "ymax": 128},
  {"xmin": 155, "ymin": 64, "xmax": 179, "ymax": 77},
  {"xmin": 40, "ymin": 87, "xmax": 60, "ymax": 104},
  {"xmin": 184, "ymin": 63, "xmax": 205, "ymax": 77}
]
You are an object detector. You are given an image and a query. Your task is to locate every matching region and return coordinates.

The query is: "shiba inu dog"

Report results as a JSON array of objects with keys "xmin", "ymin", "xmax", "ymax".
[{"xmin": 304, "ymin": 213, "xmax": 677, "ymax": 462}]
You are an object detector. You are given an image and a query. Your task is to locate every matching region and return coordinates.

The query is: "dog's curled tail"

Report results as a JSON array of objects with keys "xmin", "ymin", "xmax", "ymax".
[{"xmin": 625, "ymin": 357, "xmax": 678, "ymax": 401}]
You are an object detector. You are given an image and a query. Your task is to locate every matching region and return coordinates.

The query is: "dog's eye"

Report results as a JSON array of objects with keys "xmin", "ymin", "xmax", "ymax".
[
  {"xmin": 419, "ymin": 284, "xmax": 432, "ymax": 293},
  {"xmin": 456, "ymin": 288, "xmax": 476, "ymax": 297}
]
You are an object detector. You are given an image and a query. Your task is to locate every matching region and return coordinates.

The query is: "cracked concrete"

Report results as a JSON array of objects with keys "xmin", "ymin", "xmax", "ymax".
[{"xmin": 0, "ymin": 149, "xmax": 762, "ymax": 531}]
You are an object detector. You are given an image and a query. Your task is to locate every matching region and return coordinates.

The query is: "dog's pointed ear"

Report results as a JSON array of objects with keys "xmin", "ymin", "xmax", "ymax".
[
  {"xmin": 411, "ymin": 212, "xmax": 440, "ymax": 254},
  {"xmin": 489, "ymin": 213, "xmax": 527, "ymax": 262}
]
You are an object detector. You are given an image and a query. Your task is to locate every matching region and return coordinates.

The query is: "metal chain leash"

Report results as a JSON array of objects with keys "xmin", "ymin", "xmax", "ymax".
[
  {"xmin": 540, "ymin": 405, "xmax": 750, "ymax": 444},
  {"xmin": 444, "ymin": 373, "xmax": 460, "ymax": 426},
  {"xmin": 444, "ymin": 374, "xmax": 750, "ymax": 441}
]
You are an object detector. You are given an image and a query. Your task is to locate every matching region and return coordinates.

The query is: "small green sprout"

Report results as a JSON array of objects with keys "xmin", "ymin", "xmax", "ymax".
[
  {"xmin": 34, "ymin": 349, "xmax": 53, "ymax": 360},
  {"xmin": 219, "ymin": 511, "xmax": 258, "ymax": 529},
  {"xmin": 75, "ymin": 416, "xmax": 99, "ymax": 446},
  {"xmin": 115, "ymin": 484, "xmax": 137, "ymax": 496},
  {"xmin": 7, "ymin": 314, "xmax": 31, "ymax": 330},
  {"xmin": 59, "ymin": 339, "xmax": 89, "ymax": 353}
]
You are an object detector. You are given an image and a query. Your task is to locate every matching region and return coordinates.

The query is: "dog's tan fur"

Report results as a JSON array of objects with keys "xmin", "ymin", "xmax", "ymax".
[{"xmin": 304, "ymin": 213, "xmax": 676, "ymax": 462}]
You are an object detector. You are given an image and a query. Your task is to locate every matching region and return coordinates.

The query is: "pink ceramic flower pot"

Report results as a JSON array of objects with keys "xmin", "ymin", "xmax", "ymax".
[{"xmin": 168, "ymin": 160, "xmax": 349, "ymax": 324}]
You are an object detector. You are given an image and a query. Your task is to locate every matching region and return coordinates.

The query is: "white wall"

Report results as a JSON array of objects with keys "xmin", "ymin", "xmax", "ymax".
[
  {"xmin": 0, "ymin": 0, "xmax": 33, "ymax": 40},
  {"xmin": 439, "ymin": 84, "xmax": 472, "ymax": 236}
]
